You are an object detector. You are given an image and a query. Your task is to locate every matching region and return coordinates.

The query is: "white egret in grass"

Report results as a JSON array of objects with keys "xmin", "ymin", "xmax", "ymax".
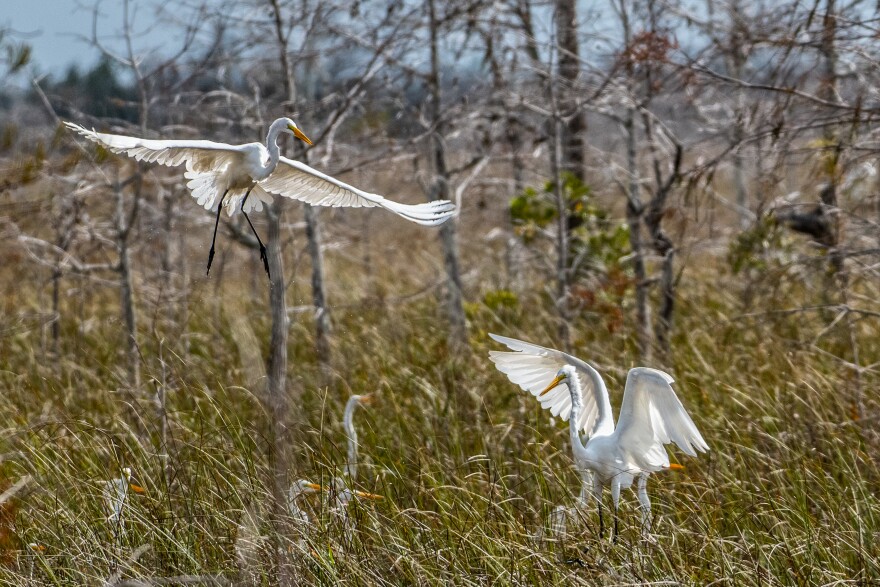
[
  {"xmin": 287, "ymin": 480, "xmax": 324, "ymax": 525},
  {"xmin": 343, "ymin": 394, "xmax": 374, "ymax": 480},
  {"xmin": 103, "ymin": 467, "xmax": 144, "ymax": 529},
  {"xmin": 63, "ymin": 119, "xmax": 456, "ymax": 278},
  {"xmin": 331, "ymin": 394, "xmax": 382, "ymax": 545},
  {"xmin": 488, "ymin": 334, "xmax": 708, "ymax": 541},
  {"xmin": 333, "ymin": 394, "xmax": 383, "ymax": 508},
  {"xmin": 331, "ymin": 478, "xmax": 384, "ymax": 509}
]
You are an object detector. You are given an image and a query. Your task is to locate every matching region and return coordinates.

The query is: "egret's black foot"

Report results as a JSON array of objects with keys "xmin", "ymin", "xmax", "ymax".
[
  {"xmin": 259, "ymin": 245, "xmax": 270, "ymax": 279},
  {"xmin": 564, "ymin": 557, "xmax": 585, "ymax": 567},
  {"xmin": 207, "ymin": 248, "xmax": 216, "ymax": 276}
]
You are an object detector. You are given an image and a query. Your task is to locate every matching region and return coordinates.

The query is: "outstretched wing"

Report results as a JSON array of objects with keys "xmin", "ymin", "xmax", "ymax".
[
  {"xmin": 64, "ymin": 122, "xmax": 245, "ymax": 173},
  {"xmin": 487, "ymin": 334, "xmax": 610, "ymax": 436},
  {"xmin": 259, "ymin": 157, "xmax": 455, "ymax": 226},
  {"xmin": 615, "ymin": 368, "xmax": 709, "ymax": 470}
]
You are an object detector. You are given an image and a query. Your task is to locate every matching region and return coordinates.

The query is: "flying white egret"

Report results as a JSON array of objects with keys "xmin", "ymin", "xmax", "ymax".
[
  {"xmin": 103, "ymin": 467, "xmax": 145, "ymax": 529},
  {"xmin": 63, "ymin": 118, "xmax": 456, "ymax": 278},
  {"xmin": 488, "ymin": 333, "xmax": 708, "ymax": 541},
  {"xmin": 343, "ymin": 394, "xmax": 374, "ymax": 480}
]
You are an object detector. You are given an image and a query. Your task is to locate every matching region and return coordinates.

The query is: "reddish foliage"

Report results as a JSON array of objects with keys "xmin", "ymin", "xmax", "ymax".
[{"xmin": 622, "ymin": 31, "xmax": 678, "ymax": 66}]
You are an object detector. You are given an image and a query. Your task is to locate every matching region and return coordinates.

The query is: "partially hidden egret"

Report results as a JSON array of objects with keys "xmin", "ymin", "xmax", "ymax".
[
  {"xmin": 331, "ymin": 394, "xmax": 382, "ymax": 514},
  {"xmin": 103, "ymin": 467, "xmax": 144, "ymax": 530},
  {"xmin": 63, "ymin": 118, "xmax": 456, "ymax": 278},
  {"xmin": 488, "ymin": 334, "xmax": 708, "ymax": 541},
  {"xmin": 343, "ymin": 394, "xmax": 374, "ymax": 480},
  {"xmin": 287, "ymin": 479, "xmax": 324, "ymax": 526}
]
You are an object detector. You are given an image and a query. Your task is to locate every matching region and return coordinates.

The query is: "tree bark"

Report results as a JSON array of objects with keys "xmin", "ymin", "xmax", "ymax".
[
  {"xmin": 729, "ymin": 0, "xmax": 750, "ymax": 229},
  {"xmin": 819, "ymin": 0, "xmax": 843, "ymax": 273},
  {"xmin": 624, "ymin": 108, "xmax": 651, "ymax": 362},
  {"xmin": 548, "ymin": 21, "xmax": 571, "ymax": 353},
  {"xmin": 618, "ymin": 0, "xmax": 651, "ymax": 361},
  {"xmin": 554, "ymin": 0, "xmax": 586, "ymax": 181},
  {"xmin": 266, "ymin": 1, "xmax": 302, "ymax": 581},
  {"xmin": 115, "ymin": 173, "xmax": 141, "ymax": 390},
  {"xmin": 265, "ymin": 198, "xmax": 292, "ymax": 579},
  {"xmin": 303, "ymin": 202, "xmax": 332, "ymax": 369},
  {"xmin": 427, "ymin": 0, "xmax": 467, "ymax": 348}
]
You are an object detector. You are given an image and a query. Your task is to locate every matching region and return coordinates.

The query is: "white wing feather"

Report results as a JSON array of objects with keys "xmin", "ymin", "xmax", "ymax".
[
  {"xmin": 260, "ymin": 157, "xmax": 455, "ymax": 226},
  {"xmin": 615, "ymin": 367, "xmax": 709, "ymax": 470},
  {"xmin": 487, "ymin": 333, "xmax": 605, "ymax": 436},
  {"xmin": 63, "ymin": 122, "xmax": 245, "ymax": 172}
]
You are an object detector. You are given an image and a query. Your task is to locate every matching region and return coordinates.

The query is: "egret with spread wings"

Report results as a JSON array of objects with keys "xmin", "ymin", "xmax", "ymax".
[
  {"xmin": 488, "ymin": 334, "xmax": 708, "ymax": 541},
  {"xmin": 64, "ymin": 118, "xmax": 455, "ymax": 278}
]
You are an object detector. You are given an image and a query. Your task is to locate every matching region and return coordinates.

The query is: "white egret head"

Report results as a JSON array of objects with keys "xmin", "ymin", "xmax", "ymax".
[
  {"xmin": 295, "ymin": 479, "xmax": 324, "ymax": 494},
  {"xmin": 540, "ymin": 365, "xmax": 577, "ymax": 397},
  {"xmin": 121, "ymin": 467, "xmax": 145, "ymax": 494},
  {"xmin": 279, "ymin": 117, "xmax": 313, "ymax": 146}
]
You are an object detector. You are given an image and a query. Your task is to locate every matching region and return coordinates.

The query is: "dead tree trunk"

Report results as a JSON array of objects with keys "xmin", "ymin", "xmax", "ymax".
[
  {"xmin": 549, "ymin": 27, "xmax": 571, "ymax": 353},
  {"xmin": 303, "ymin": 194, "xmax": 332, "ymax": 369},
  {"xmin": 617, "ymin": 0, "xmax": 651, "ymax": 361},
  {"xmin": 819, "ymin": 0, "xmax": 843, "ymax": 273},
  {"xmin": 643, "ymin": 124, "xmax": 682, "ymax": 360},
  {"xmin": 266, "ymin": 0, "xmax": 300, "ymax": 580},
  {"xmin": 554, "ymin": 0, "xmax": 586, "ymax": 180},
  {"xmin": 115, "ymin": 172, "xmax": 141, "ymax": 390},
  {"xmin": 427, "ymin": 0, "xmax": 467, "ymax": 349},
  {"xmin": 624, "ymin": 109, "xmax": 651, "ymax": 362},
  {"xmin": 728, "ymin": 0, "xmax": 750, "ymax": 229}
]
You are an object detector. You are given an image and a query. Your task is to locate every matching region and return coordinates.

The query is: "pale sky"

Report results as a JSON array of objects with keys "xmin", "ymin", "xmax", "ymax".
[{"xmin": 2, "ymin": 0, "xmax": 180, "ymax": 77}]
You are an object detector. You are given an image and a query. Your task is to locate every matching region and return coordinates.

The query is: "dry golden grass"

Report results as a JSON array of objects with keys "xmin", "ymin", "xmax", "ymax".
[{"xmin": 0, "ymin": 161, "xmax": 878, "ymax": 585}]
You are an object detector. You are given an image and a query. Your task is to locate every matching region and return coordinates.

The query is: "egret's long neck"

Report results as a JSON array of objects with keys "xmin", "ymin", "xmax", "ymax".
[
  {"xmin": 343, "ymin": 399, "xmax": 358, "ymax": 479},
  {"xmin": 567, "ymin": 376, "xmax": 590, "ymax": 461},
  {"xmin": 582, "ymin": 364, "xmax": 615, "ymax": 436},
  {"xmin": 261, "ymin": 119, "xmax": 287, "ymax": 179}
]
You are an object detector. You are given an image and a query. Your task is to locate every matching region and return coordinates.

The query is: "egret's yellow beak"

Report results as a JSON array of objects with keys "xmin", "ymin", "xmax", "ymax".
[
  {"xmin": 354, "ymin": 490, "xmax": 383, "ymax": 501},
  {"xmin": 360, "ymin": 393, "xmax": 375, "ymax": 406},
  {"xmin": 539, "ymin": 374, "xmax": 566, "ymax": 397},
  {"xmin": 305, "ymin": 482, "xmax": 324, "ymax": 491},
  {"xmin": 668, "ymin": 463, "xmax": 685, "ymax": 471},
  {"xmin": 288, "ymin": 124, "xmax": 313, "ymax": 146},
  {"xmin": 129, "ymin": 483, "xmax": 145, "ymax": 494}
]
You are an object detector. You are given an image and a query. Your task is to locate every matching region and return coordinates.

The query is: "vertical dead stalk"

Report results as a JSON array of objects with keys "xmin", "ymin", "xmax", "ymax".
[{"xmin": 427, "ymin": 0, "xmax": 467, "ymax": 349}]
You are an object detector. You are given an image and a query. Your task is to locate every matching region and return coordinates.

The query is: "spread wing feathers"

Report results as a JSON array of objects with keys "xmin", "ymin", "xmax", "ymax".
[
  {"xmin": 487, "ymin": 333, "xmax": 605, "ymax": 435},
  {"xmin": 615, "ymin": 367, "xmax": 709, "ymax": 470},
  {"xmin": 64, "ymin": 122, "xmax": 244, "ymax": 173},
  {"xmin": 260, "ymin": 157, "xmax": 455, "ymax": 226},
  {"xmin": 185, "ymin": 170, "xmax": 273, "ymax": 216}
]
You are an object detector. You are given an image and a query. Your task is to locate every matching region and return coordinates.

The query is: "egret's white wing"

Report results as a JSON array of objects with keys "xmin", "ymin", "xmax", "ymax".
[
  {"xmin": 615, "ymin": 368, "xmax": 708, "ymax": 470},
  {"xmin": 487, "ymin": 333, "xmax": 607, "ymax": 436},
  {"xmin": 64, "ymin": 122, "xmax": 245, "ymax": 172},
  {"xmin": 260, "ymin": 157, "xmax": 455, "ymax": 226}
]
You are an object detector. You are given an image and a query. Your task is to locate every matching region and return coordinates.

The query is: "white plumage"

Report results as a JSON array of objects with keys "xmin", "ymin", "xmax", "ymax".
[
  {"xmin": 64, "ymin": 117, "xmax": 455, "ymax": 277},
  {"xmin": 489, "ymin": 333, "xmax": 708, "ymax": 540},
  {"xmin": 103, "ymin": 467, "xmax": 144, "ymax": 533}
]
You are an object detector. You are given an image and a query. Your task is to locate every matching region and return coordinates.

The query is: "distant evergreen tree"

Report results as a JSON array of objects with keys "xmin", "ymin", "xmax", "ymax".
[{"xmin": 48, "ymin": 56, "xmax": 137, "ymax": 122}]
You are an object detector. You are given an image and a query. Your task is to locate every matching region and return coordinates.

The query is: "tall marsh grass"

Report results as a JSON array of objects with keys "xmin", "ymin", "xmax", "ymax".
[{"xmin": 0, "ymin": 219, "xmax": 877, "ymax": 585}]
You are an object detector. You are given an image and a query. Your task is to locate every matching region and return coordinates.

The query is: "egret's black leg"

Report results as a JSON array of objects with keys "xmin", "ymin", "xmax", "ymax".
[
  {"xmin": 240, "ymin": 187, "xmax": 270, "ymax": 279},
  {"xmin": 612, "ymin": 511, "xmax": 619, "ymax": 544},
  {"xmin": 207, "ymin": 189, "xmax": 229, "ymax": 276}
]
